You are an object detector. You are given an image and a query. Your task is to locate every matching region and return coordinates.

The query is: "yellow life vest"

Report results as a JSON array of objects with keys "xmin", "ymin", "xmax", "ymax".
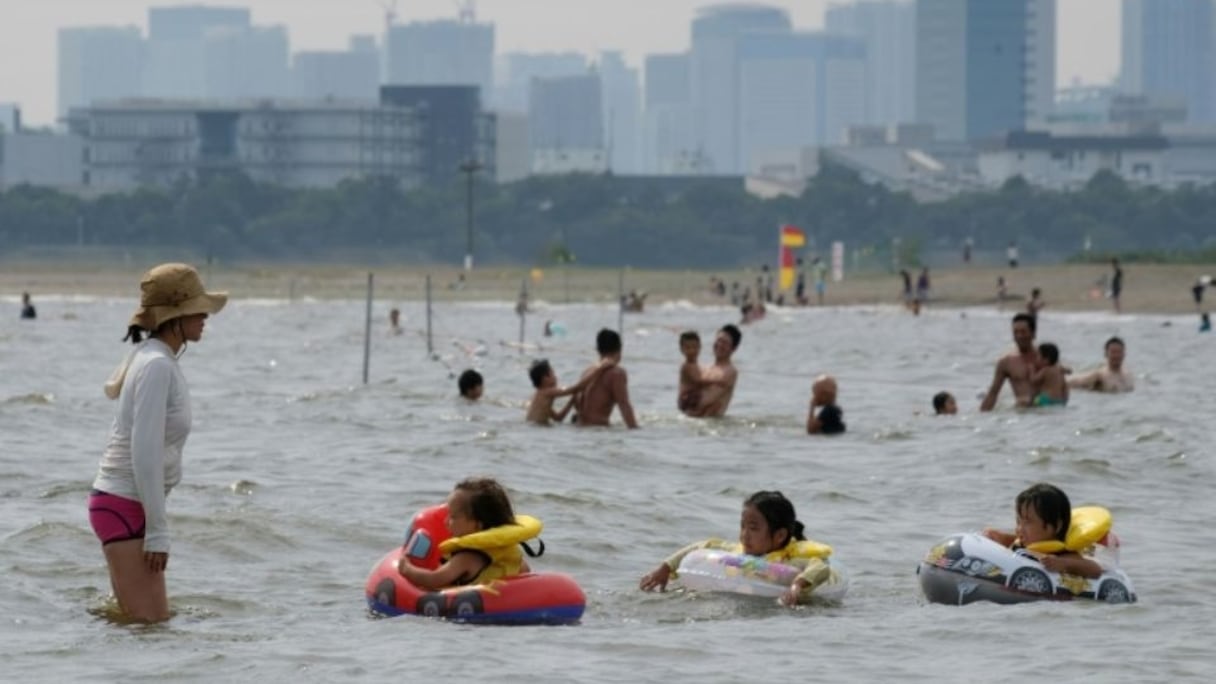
[
  {"xmin": 438, "ymin": 515, "xmax": 543, "ymax": 583},
  {"xmin": 1024, "ymin": 506, "xmax": 1111, "ymax": 555},
  {"xmin": 719, "ymin": 538, "xmax": 833, "ymax": 562}
]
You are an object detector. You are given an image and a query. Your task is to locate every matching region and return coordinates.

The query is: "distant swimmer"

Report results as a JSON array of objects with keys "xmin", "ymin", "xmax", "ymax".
[
  {"xmin": 806, "ymin": 375, "xmax": 846, "ymax": 435},
  {"xmin": 572, "ymin": 329, "xmax": 639, "ymax": 429},
  {"xmin": 980, "ymin": 313, "xmax": 1041, "ymax": 411},
  {"xmin": 458, "ymin": 369, "xmax": 484, "ymax": 401},
  {"xmin": 20, "ymin": 292, "xmax": 36, "ymax": 320},
  {"xmin": 932, "ymin": 391, "xmax": 958, "ymax": 415},
  {"xmin": 1031, "ymin": 342, "xmax": 1069, "ymax": 407},
  {"xmin": 525, "ymin": 358, "xmax": 613, "ymax": 426},
  {"xmin": 388, "ymin": 308, "xmax": 403, "ymax": 336},
  {"xmin": 1068, "ymin": 337, "xmax": 1134, "ymax": 393},
  {"xmin": 687, "ymin": 324, "xmax": 742, "ymax": 418}
]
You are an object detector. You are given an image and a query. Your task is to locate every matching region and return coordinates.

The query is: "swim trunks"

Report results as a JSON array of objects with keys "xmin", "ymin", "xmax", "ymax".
[
  {"xmin": 88, "ymin": 489, "xmax": 146, "ymax": 545},
  {"xmin": 1032, "ymin": 393, "xmax": 1066, "ymax": 407}
]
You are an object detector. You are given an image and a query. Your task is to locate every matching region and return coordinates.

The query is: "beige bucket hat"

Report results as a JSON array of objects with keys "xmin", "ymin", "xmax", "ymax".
[{"xmin": 129, "ymin": 263, "xmax": 228, "ymax": 330}]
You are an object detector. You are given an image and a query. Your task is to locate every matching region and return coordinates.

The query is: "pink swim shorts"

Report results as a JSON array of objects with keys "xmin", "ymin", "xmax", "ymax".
[{"xmin": 88, "ymin": 489, "xmax": 145, "ymax": 545}]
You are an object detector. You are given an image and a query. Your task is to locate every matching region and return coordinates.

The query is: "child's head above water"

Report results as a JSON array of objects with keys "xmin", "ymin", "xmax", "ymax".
[
  {"xmin": 458, "ymin": 369, "xmax": 484, "ymax": 399},
  {"xmin": 739, "ymin": 491, "xmax": 806, "ymax": 555},
  {"xmin": 679, "ymin": 330, "xmax": 701, "ymax": 360},
  {"xmin": 932, "ymin": 391, "xmax": 957, "ymax": 415},
  {"xmin": 528, "ymin": 359, "xmax": 555, "ymax": 389},
  {"xmin": 447, "ymin": 477, "xmax": 516, "ymax": 537},
  {"xmin": 812, "ymin": 374, "xmax": 838, "ymax": 405},
  {"xmin": 1015, "ymin": 482, "xmax": 1071, "ymax": 544},
  {"xmin": 1038, "ymin": 342, "xmax": 1060, "ymax": 366}
]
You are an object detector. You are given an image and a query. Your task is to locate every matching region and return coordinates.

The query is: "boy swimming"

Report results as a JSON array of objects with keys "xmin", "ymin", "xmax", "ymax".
[
  {"xmin": 1032, "ymin": 343, "xmax": 1069, "ymax": 407},
  {"xmin": 525, "ymin": 358, "xmax": 613, "ymax": 426}
]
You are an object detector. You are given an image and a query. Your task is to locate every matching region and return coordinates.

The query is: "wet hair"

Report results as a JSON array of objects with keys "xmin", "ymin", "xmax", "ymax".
[
  {"xmin": 528, "ymin": 359, "xmax": 552, "ymax": 388},
  {"xmin": 453, "ymin": 477, "xmax": 516, "ymax": 530},
  {"xmin": 1105, "ymin": 336, "xmax": 1124, "ymax": 351},
  {"xmin": 719, "ymin": 324, "xmax": 742, "ymax": 350},
  {"xmin": 1038, "ymin": 342, "xmax": 1059, "ymax": 365},
  {"xmin": 679, "ymin": 330, "xmax": 700, "ymax": 345},
  {"xmin": 1012, "ymin": 312, "xmax": 1037, "ymax": 335},
  {"xmin": 596, "ymin": 328, "xmax": 622, "ymax": 356},
  {"xmin": 1016, "ymin": 483, "xmax": 1071, "ymax": 542},
  {"xmin": 744, "ymin": 491, "xmax": 806, "ymax": 546},
  {"xmin": 457, "ymin": 369, "xmax": 483, "ymax": 397},
  {"xmin": 932, "ymin": 391, "xmax": 953, "ymax": 414}
]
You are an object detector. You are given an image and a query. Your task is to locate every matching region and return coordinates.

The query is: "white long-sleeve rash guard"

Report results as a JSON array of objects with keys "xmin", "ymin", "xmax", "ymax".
[{"xmin": 93, "ymin": 339, "xmax": 192, "ymax": 553}]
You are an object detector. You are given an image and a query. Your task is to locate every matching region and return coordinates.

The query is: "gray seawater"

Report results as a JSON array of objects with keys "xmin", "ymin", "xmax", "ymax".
[{"xmin": 2, "ymin": 294, "xmax": 1213, "ymax": 682}]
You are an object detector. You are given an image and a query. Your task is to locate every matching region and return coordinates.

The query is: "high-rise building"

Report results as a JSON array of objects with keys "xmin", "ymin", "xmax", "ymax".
[
  {"xmin": 143, "ymin": 6, "xmax": 252, "ymax": 98},
  {"xmin": 529, "ymin": 74, "xmax": 605, "ymax": 173},
  {"xmin": 598, "ymin": 51, "xmax": 641, "ymax": 173},
  {"xmin": 915, "ymin": 0, "xmax": 1048, "ymax": 141},
  {"xmin": 736, "ymin": 32, "xmax": 866, "ymax": 165},
  {"xmin": 492, "ymin": 52, "xmax": 587, "ymax": 113},
  {"xmin": 643, "ymin": 53, "xmax": 697, "ymax": 173},
  {"xmin": 204, "ymin": 25, "xmax": 290, "ymax": 99},
  {"xmin": 690, "ymin": 5, "xmax": 792, "ymax": 173},
  {"xmin": 825, "ymin": 0, "xmax": 916, "ymax": 127},
  {"xmin": 1121, "ymin": 0, "xmax": 1215, "ymax": 123},
  {"xmin": 384, "ymin": 20, "xmax": 494, "ymax": 102},
  {"xmin": 1025, "ymin": 0, "xmax": 1056, "ymax": 126},
  {"xmin": 379, "ymin": 85, "xmax": 485, "ymax": 185},
  {"xmin": 293, "ymin": 50, "xmax": 380, "ymax": 100},
  {"xmin": 57, "ymin": 26, "xmax": 144, "ymax": 119},
  {"xmin": 0, "ymin": 104, "xmax": 19, "ymax": 133}
]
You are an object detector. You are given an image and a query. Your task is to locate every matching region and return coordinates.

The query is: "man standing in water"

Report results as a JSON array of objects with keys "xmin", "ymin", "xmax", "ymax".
[
  {"xmin": 980, "ymin": 313, "xmax": 1040, "ymax": 411},
  {"xmin": 573, "ymin": 329, "xmax": 639, "ymax": 429},
  {"xmin": 1069, "ymin": 337, "xmax": 1134, "ymax": 393},
  {"xmin": 688, "ymin": 324, "xmax": 742, "ymax": 418}
]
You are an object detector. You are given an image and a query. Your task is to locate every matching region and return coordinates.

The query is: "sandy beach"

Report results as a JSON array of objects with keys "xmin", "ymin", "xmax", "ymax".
[{"xmin": 2, "ymin": 259, "xmax": 1212, "ymax": 315}]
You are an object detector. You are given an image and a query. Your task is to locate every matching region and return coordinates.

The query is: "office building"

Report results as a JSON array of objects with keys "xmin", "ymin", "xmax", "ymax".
[
  {"xmin": 825, "ymin": 0, "xmax": 916, "ymax": 127},
  {"xmin": 293, "ymin": 50, "xmax": 380, "ymax": 100},
  {"xmin": 380, "ymin": 85, "xmax": 487, "ymax": 185},
  {"xmin": 204, "ymin": 25, "xmax": 290, "ymax": 99},
  {"xmin": 690, "ymin": 4, "xmax": 793, "ymax": 173},
  {"xmin": 915, "ymin": 0, "xmax": 1053, "ymax": 141},
  {"xmin": 384, "ymin": 20, "xmax": 494, "ymax": 101},
  {"xmin": 1121, "ymin": 0, "xmax": 1215, "ymax": 123},
  {"xmin": 598, "ymin": 51, "xmax": 641, "ymax": 173},
  {"xmin": 143, "ymin": 5, "xmax": 252, "ymax": 98},
  {"xmin": 57, "ymin": 27, "xmax": 144, "ymax": 119},
  {"xmin": 529, "ymin": 74, "xmax": 606, "ymax": 173},
  {"xmin": 493, "ymin": 52, "xmax": 587, "ymax": 113},
  {"xmin": 643, "ymin": 53, "xmax": 698, "ymax": 173}
]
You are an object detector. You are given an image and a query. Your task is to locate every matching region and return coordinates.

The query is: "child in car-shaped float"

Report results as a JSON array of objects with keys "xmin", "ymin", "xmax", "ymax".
[{"xmin": 365, "ymin": 478, "xmax": 585, "ymax": 624}]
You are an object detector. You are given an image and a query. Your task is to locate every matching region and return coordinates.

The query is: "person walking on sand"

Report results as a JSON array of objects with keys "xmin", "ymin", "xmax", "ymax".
[
  {"xmin": 1007, "ymin": 242, "xmax": 1019, "ymax": 269},
  {"xmin": 1110, "ymin": 258, "xmax": 1123, "ymax": 313}
]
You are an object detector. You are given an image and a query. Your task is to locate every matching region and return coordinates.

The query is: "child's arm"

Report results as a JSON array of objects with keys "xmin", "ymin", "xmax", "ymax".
[
  {"xmin": 681, "ymin": 363, "xmax": 726, "ymax": 388},
  {"xmin": 779, "ymin": 557, "xmax": 832, "ymax": 606},
  {"xmin": 547, "ymin": 359, "xmax": 617, "ymax": 399},
  {"xmin": 983, "ymin": 528, "xmax": 1017, "ymax": 547},
  {"xmin": 638, "ymin": 539, "xmax": 720, "ymax": 591},
  {"xmin": 397, "ymin": 551, "xmax": 485, "ymax": 590},
  {"xmin": 551, "ymin": 396, "xmax": 576, "ymax": 422},
  {"xmin": 1039, "ymin": 552, "xmax": 1103, "ymax": 579}
]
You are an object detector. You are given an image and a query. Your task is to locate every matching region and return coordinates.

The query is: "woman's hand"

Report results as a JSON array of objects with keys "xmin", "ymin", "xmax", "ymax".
[
  {"xmin": 639, "ymin": 564, "xmax": 672, "ymax": 592},
  {"xmin": 144, "ymin": 551, "xmax": 168, "ymax": 573}
]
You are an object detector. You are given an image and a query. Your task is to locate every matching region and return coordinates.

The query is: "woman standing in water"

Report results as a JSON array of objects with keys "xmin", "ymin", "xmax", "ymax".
[{"xmin": 88, "ymin": 263, "xmax": 226, "ymax": 622}]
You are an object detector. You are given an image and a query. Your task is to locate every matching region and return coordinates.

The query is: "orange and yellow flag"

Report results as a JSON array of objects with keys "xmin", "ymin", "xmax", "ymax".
[{"xmin": 779, "ymin": 225, "xmax": 806, "ymax": 290}]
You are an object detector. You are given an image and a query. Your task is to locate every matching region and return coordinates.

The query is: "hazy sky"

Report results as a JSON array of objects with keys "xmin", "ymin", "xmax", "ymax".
[{"xmin": 0, "ymin": 0, "xmax": 1121, "ymax": 127}]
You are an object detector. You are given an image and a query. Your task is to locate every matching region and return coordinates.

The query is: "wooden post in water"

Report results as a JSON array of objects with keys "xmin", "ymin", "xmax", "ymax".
[
  {"xmin": 425, "ymin": 274, "xmax": 434, "ymax": 356},
  {"xmin": 518, "ymin": 277, "xmax": 528, "ymax": 349},
  {"xmin": 362, "ymin": 272, "xmax": 373, "ymax": 384},
  {"xmin": 617, "ymin": 268, "xmax": 625, "ymax": 333}
]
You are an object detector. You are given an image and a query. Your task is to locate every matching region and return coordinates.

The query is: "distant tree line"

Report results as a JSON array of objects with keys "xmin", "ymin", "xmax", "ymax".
[{"xmin": 1, "ymin": 162, "xmax": 1214, "ymax": 268}]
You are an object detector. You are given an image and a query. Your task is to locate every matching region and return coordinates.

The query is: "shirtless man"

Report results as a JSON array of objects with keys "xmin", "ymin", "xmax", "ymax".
[
  {"xmin": 980, "ymin": 313, "xmax": 1040, "ymax": 411},
  {"xmin": 572, "ymin": 329, "xmax": 639, "ymax": 429},
  {"xmin": 687, "ymin": 324, "xmax": 742, "ymax": 418},
  {"xmin": 1068, "ymin": 337, "xmax": 1134, "ymax": 393}
]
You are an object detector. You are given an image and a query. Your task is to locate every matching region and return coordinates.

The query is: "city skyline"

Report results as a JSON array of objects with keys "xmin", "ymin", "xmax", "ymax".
[{"xmin": 2, "ymin": 0, "xmax": 1120, "ymax": 128}]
